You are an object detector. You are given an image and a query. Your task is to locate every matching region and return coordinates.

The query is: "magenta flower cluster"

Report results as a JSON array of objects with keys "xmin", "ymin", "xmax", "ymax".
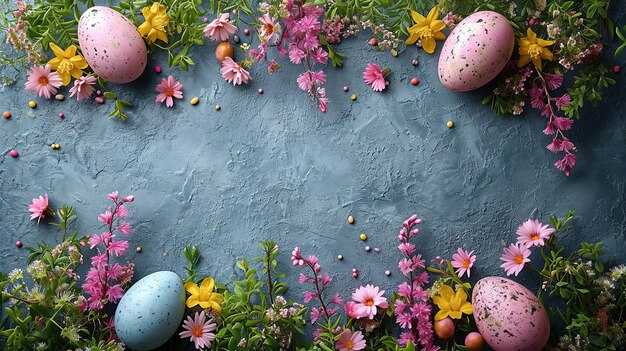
[
  {"xmin": 251, "ymin": 1, "xmax": 330, "ymax": 112},
  {"xmin": 82, "ymin": 191, "xmax": 135, "ymax": 311},
  {"xmin": 291, "ymin": 247, "xmax": 342, "ymax": 327},
  {"xmin": 394, "ymin": 215, "xmax": 437, "ymax": 350},
  {"xmin": 530, "ymin": 73, "xmax": 576, "ymax": 176}
]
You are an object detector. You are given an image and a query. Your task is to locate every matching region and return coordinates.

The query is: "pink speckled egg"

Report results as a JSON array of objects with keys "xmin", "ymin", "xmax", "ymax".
[
  {"xmin": 472, "ymin": 277, "xmax": 550, "ymax": 351},
  {"xmin": 78, "ymin": 7, "xmax": 147, "ymax": 84},
  {"xmin": 438, "ymin": 11, "xmax": 514, "ymax": 91}
]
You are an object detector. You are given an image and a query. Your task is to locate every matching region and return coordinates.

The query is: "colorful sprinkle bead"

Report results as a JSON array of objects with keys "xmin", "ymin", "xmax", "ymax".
[
  {"xmin": 136, "ymin": 247, "xmax": 142, "ymax": 253},
  {"xmin": 258, "ymin": 89, "xmax": 263, "ymax": 94},
  {"xmin": 352, "ymin": 272, "xmax": 358, "ymax": 278},
  {"xmin": 411, "ymin": 77, "xmax": 419, "ymax": 85},
  {"xmin": 613, "ymin": 65, "xmax": 621, "ymax": 74},
  {"xmin": 3, "ymin": 111, "xmax": 11, "ymax": 119},
  {"xmin": 55, "ymin": 94, "xmax": 65, "ymax": 101},
  {"xmin": 351, "ymin": 94, "xmax": 357, "ymax": 101},
  {"xmin": 352, "ymin": 268, "xmax": 357, "ymax": 273},
  {"xmin": 359, "ymin": 233, "xmax": 367, "ymax": 241},
  {"xmin": 447, "ymin": 121, "xmax": 454, "ymax": 128},
  {"xmin": 28, "ymin": 101, "xmax": 37, "ymax": 108},
  {"xmin": 244, "ymin": 29, "xmax": 250, "ymax": 35},
  {"xmin": 59, "ymin": 113, "xmax": 65, "ymax": 119},
  {"xmin": 215, "ymin": 105, "xmax": 221, "ymax": 110},
  {"xmin": 337, "ymin": 255, "xmax": 343, "ymax": 260},
  {"xmin": 95, "ymin": 97, "xmax": 105, "ymax": 104},
  {"xmin": 154, "ymin": 65, "xmax": 162, "ymax": 74},
  {"xmin": 411, "ymin": 58, "xmax": 419, "ymax": 66},
  {"xmin": 348, "ymin": 215, "xmax": 355, "ymax": 224},
  {"xmin": 190, "ymin": 97, "xmax": 199, "ymax": 105},
  {"xmin": 15, "ymin": 241, "xmax": 22, "ymax": 248},
  {"xmin": 9, "ymin": 150, "xmax": 18, "ymax": 157},
  {"xmin": 365, "ymin": 246, "xmax": 371, "ymax": 252},
  {"xmin": 343, "ymin": 86, "xmax": 349, "ymax": 92},
  {"xmin": 385, "ymin": 270, "xmax": 391, "ymax": 276},
  {"xmin": 369, "ymin": 37, "xmax": 378, "ymax": 46},
  {"xmin": 374, "ymin": 247, "xmax": 380, "ymax": 252}
]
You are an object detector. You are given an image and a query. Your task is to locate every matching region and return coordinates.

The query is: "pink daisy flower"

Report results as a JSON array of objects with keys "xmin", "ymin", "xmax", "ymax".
[
  {"xmin": 179, "ymin": 311, "xmax": 217, "ymax": 350},
  {"xmin": 28, "ymin": 194, "xmax": 51, "ymax": 224},
  {"xmin": 24, "ymin": 64, "xmax": 62, "ymax": 99},
  {"xmin": 69, "ymin": 75, "xmax": 97, "ymax": 101},
  {"xmin": 258, "ymin": 14, "xmax": 280, "ymax": 43},
  {"xmin": 336, "ymin": 329, "xmax": 366, "ymax": 351},
  {"xmin": 155, "ymin": 75, "xmax": 183, "ymax": 107},
  {"xmin": 203, "ymin": 13, "xmax": 237, "ymax": 41},
  {"xmin": 351, "ymin": 284, "xmax": 388, "ymax": 319},
  {"xmin": 451, "ymin": 248, "xmax": 476, "ymax": 278},
  {"xmin": 220, "ymin": 57, "xmax": 252, "ymax": 85},
  {"xmin": 363, "ymin": 63, "xmax": 387, "ymax": 91},
  {"xmin": 500, "ymin": 243, "xmax": 531, "ymax": 276},
  {"xmin": 516, "ymin": 219, "xmax": 556, "ymax": 247}
]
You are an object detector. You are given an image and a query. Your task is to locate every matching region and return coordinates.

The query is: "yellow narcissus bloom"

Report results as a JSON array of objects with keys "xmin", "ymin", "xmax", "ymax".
[
  {"xmin": 517, "ymin": 28, "xmax": 555, "ymax": 71},
  {"xmin": 184, "ymin": 277, "xmax": 224, "ymax": 313},
  {"xmin": 405, "ymin": 6, "xmax": 446, "ymax": 54},
  {"xmin": 47, "ymin": 43, "xmax": 88, "ymax": 86},
  {"xmin": 138, "ymin": 3, "xmax": 169, "ymax": 44},
  {"xmin": 433, "ymin": 285, "xmax": 473, "ymax": 321}
]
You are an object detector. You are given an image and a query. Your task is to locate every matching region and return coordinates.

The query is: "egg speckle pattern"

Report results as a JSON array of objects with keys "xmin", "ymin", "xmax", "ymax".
[
  {"xmin": 438, "ymin": 11, "xmax": 514, "ymax": 92},
  {"xmin": 472, "ymin": 277, "xmax": 550, "ymax": 351},
  {"xmin": 115, "ymin": 271, "xmax": 186, "ymax": 350},
  {"xmin": 78, "ymin": 6, "xmax": 147, "ymax": 84}
]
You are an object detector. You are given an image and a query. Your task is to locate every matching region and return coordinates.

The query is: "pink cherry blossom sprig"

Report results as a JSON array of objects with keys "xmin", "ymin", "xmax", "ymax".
[
  {"xmin": 250, "ymin": 0, "xmax": 330, "ymax": 112},
  {"xmin": 394, "ymin": 215, "xmax": 437, "ymax": 349},
  {"xmin": 291, "ymin": 247, "xmax": 343, "ymax": 344},
  {"xmin": 82, "ymin": 191, "xmax": 135, "ymax": 312},
  {"xmin": 530, "ymin": 71, "xmax": 577, "ymax": 176}
]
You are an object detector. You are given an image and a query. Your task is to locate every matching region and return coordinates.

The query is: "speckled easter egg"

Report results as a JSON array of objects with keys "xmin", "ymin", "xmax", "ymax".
[
  {"xmin": 78, "ymin": 6, "xmax": 147, "ymax": 83},
  {"xmin": 115, "ymin": 271, "xmax": 185, "ymax": 350},
  {"xmin": 438, "ymin": 11, "xmax": 514, "ymax": 91},
  {"xmin": 472, "ymin": 277, "xmax": 550, "ymax": 351}
]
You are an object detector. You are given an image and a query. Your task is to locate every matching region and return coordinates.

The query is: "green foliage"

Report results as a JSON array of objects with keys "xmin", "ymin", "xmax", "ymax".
[
  {"xmin": 437, "ymin": 0, "xmax": 512, "ymax": 18},
  {"xmin": 183, "ymin": 245, "xmax": 202, "ymax": 282},
  {"xmin": 0, "ymin": 209, "xmax": 125, "ymax": 351},
  {"xmin": 537, "ymin": 211, "xmax": 626, "ymax": 350},
  {"xmin": 562, "ymin": 64, "xmax": 615, "ymax": 119},
  {"xmin": 215, "ymin": 242, "xmax": 307, "ymax": 350}
]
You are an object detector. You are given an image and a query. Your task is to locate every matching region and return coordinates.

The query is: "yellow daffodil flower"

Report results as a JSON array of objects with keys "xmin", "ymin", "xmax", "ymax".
[
  {"xmin": 184, "ymin": 277, "xmax": 224, "ymax": 313},
  {"xmin": 517, "ymin": 28, "xmax": 555, "ymax": 72},
  {"xmin": 405, "ymin": 6, "xmax": 446, "ymax": 54},
  {"xmin": 138, "ymin": 3, "xmax": 169, "ymax": 44},
  {"xmin": 47, "ymin": 43, "xmax": 88, "ymax": 86},
  {"xmin": 433, "ymin": 285, "xmax": 473, "ymax": 321}
]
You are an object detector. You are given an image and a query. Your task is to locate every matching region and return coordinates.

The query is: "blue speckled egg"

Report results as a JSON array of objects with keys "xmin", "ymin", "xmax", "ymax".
[{"xmin": 115, "ymin": 271, "xmax": 186, "ymax": 350}]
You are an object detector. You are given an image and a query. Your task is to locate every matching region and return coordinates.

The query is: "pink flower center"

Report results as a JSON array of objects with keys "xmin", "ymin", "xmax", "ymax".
[
  {"xmin": 38, "ymin": 76, "xmax": 49, "ymax": 86},
  {"xmin": 530, "ymin": 232, "xmax": 540, "ymax": 241},
  {"xmin": 514, "ymin": 254, "xmax": 524, "ymax": 264},
  {"xmin": 192, "ymin": 325, "xmax": 203, "ymax": 337},
  {"xmin": 164, "ymin": 88, "xmax": 174, "ymax": 97},
  {"xmin": 263, "ymin": 23, "xmax": 274, "ymax": 36},
  {"xmin": 462, "ymin": 259, "xmax": 471, "ymax": 268},
  {"xmin": 364, "ymin": 298, "xmax": 374, "ymax": 307},
  {"xmin": 345, "ymin": 340, "xmax": 354, "ymax": 350}
]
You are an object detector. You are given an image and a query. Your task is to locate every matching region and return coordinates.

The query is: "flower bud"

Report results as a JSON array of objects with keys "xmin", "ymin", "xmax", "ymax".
[{"xmin": 123, "ymin": 195, "xmax": 135, "ymax": 203}]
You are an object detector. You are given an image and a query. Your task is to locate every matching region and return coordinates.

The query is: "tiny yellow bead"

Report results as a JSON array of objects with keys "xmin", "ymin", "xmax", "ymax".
[
  {"xmin": 190, "ymin": 97, "xmax": 199, "ymax": 105},
  {"xmin": 347, "ymin": 215, "xmax": 355, "ymax": 224},
  {"xmin": 351, "ymin": 94, "xmax": 357, "ymax": 101},
  {"xmin": 447, "ymin": 121, "xmax": 454, "ymax": 128},
  {"xmin": 337, "ymin": 255, "xmax": 343, "ymax": 260},
  {"xmin": 360, "ymin": 233, "xmax": 367, "ymax": 241},
  {"xmin": 28, "ymin": 101, "xmax": 37, "ymax": 108},
  {"xmin": 391, "ymin": 49, "xmax": 398, "ymax": 57},
  {"xmin": 136, "ymin": 247, "xmax": 142, "ymax": 253},
  {"xmin": 215, "ymin": 104, "xmax": 221, "ymax": 110}
]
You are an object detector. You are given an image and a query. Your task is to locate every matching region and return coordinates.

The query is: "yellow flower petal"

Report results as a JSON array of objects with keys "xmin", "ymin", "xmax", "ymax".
[
  {"xmin": 186, "ymin": 295, "xmax": 199, "ymax": 308},
  {"xmin": 209, "ymin": 293, "xmax": 224, "ymax": 304},
  {"xmin": 449, "ymin": 310, "xmax": 463, "ymax": 319},
  {"xmin": 208, "ymin": 301, "xmax": 222, "ymax": 313},
  {"xmin": 410, "ymin": 10, "xmax": 426, "ymax": 24},
  {"xmin": 200, "ymin": 278, "xmax": 215, "ymax": 292},
  {"xmin": 405, "ymin": 32, "xmax": 420, "ymax": 45},
  {"xmin": 517, "ymin": 55, "xmax": 531, "ymax": 68},
  {"xmin": 155, "ymin": 30, "xmax": 168, "ymax": 44},
  {"xmin": 541, "ymin": 48, "xmax": 554, "ymax": 61},
  {"xmin": 138, "ymin": 22, "xmax": 151, "ymax": 37},
  {"xmin": 59, "ymin": 72, "xmax": 71, "ymax": 86},
  {"xmin": 532, "ymin": 57, "xmax": 543, "ymax": 71},
  {"xmin": 70, "ymin": 56, "xmax": 88, "ymax": 69},
  {"xmin": 422, "ymin": 37, "xmax": 437, "ymax": 54},
  {"xmin": 198, "ymin": 300, "xmax": 211, "ymax": 309},
  {"xmin": 48, "ymin": 57, "xmax": 61, "ymax": 70},
  {"xmin": 527, "ymin": 28, "xmax": 537, "ymax": 43},
  {"xmin": 536, "ymin": 38, "xmax": 555, "ymax": 47},
  {"xmin": 430, "ymin": 20, "xmax": 445, "ymax": 32},
  {"xmin": 426, "ymin": 6, "xmax": 439, "ymax": 24},
  {"xmin": 460, "ymin": 302, "xmax": 473, "ymax": 315},
  {"xmin": 184, "ymin": 282, "xmax": 200, "ymax": 295},
  {"xmin": 432, "ymin": 295, "xmax": 451, "ymax": 310},
  {"xmin": 49, "ymin": 43, "xmax": 66, "ymax": 59},
  {"xmin": 64, "ymin": 45, "xmax": 77, "ymax": 58},
  {"xmin": 439, "ymin": 285, "xmax": 454, "ymax": 299},
  {"xmin": 433, "ymin": 31, "xmax": 446, "ymax": 40},
  {"xmin": 434, "ymin": 310, "xmax": 449, "ymax": 321}
]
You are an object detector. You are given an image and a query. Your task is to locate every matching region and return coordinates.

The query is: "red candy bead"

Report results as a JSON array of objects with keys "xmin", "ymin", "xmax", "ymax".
[
  {"xmin": 154, "ymin": 65, "xmax": 162, "ymax": 74},
  {"xmin": 411, "ymin": 77, "xmax": 419, "ymax": 85},
  {"xmin": 9, "ymin": 149, "xmax": 18, "ymax": 157},
  {"xmin": 15, "ymin": 241, "xmax": 22, "ymax": 248},
  {"xmin": 613, "ymin": 65, "xmax": 621, "ymax": 74}
]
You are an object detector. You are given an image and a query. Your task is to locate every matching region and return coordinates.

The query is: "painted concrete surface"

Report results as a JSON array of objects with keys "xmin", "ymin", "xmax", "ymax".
[{"xmin": 1, "ymin": 25, "xmax": 625, "ymax": 310}]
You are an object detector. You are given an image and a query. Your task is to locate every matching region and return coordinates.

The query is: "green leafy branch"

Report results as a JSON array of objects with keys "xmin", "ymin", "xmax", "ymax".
[{"xmin": 562, "ymin": 63, "xmax": 615, "ymax": 119}]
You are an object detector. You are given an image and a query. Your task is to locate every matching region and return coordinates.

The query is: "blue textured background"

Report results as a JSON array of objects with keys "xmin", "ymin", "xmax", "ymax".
[{"xmin": 1, "ymin": 10, "xmax": 625, "ymax": 328}]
